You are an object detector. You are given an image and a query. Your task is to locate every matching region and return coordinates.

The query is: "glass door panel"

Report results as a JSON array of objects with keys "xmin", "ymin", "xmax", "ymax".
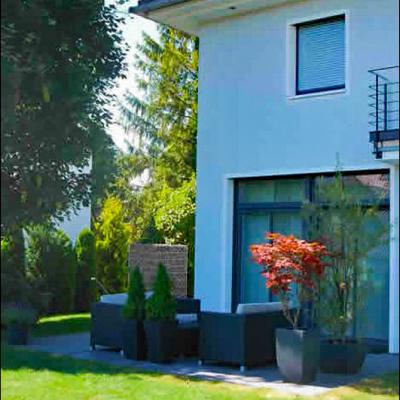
[
  {"xmin": 272, "ymin": 212, "xmax": 303, "ymax": 236},
  {"xmin": 238, "ymin": 211, "xmax": 303, "ymax": 304},
  {"xmin": 271, "ymin": 212, "xmax": 303, "ymax": 302},
  {"xmin": 356, "ymin": 210, "xmax": 389, "ymax": 341},
  {"xmin": 240, "ymin": 212, "xmax": 270, "ymax": 303}
]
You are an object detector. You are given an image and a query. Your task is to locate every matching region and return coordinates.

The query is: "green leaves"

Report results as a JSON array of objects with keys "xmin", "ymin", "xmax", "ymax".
[
  {"xmin": 114, "ymin": 27, "xmax": 198, "ymax": 295},
  {"xmin": 123, "ymin": 267, "xmax": 146, "ymax": 321},
  {"xmin": 74, "ymin": 228, "xmax": 97, "ymax": 312},
  {"xmin": 94, "ymin": 196, "xmax": 132, "ymax": 293},
  {"xmin": 303, "ymin": 171, "xmax": 388, "ymax": 341},
  {"xmin": 155, "ymin": 175, "xmax": 195, "ymax": 248},
  {"xmin": 26, "ymin": 225, "xmax": 77, "ymax": 314},
  {"xmin": 1, "ymin": 0, "xmax": 127, "ymax": 231}
]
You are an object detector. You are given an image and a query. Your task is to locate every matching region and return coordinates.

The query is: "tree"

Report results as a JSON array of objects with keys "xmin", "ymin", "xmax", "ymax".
[
  {"xmin": 250, "ymin": 233, "xmax": 328, "ymax": 329},
  {"xmin": 1, "ymin": 233, "xmax": 30, "ymax": 306},
  {"xmin": 118, "ymin": 27, "xmax": 198, "ymax": 293},
  {"xmin": 303, "ymin": 172, "xmax": 388, "ymax": 341},
  {"xmin": 75, "ymin": 228, "xmax": 97, "ymax": 312},
  {"xmin": 1, "ymin": 0, "xmax": 127, "ymax": 233},
  {"xmin": 154, "ymin": 175, "xmax": 196, "ymax": 290},
  {"xmin": 94, "ymin": 196, "xmax": 132, "ymax": 293},
  {"xmin": 91, "ymin": 128, "xmax": 120, "ymax": 220},
  {"xmin": 26, "ymin": 225, "xmax": 77, "ymax": 314},
  {"xmin": 120, "ymin": 27, "xmax": 197, "ymax": 186}
]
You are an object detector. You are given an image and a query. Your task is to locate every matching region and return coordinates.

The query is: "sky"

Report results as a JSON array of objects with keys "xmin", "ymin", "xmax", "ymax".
[{"xmin": 107, "ymin": 1, "xmax": 159, "ymax": 151}]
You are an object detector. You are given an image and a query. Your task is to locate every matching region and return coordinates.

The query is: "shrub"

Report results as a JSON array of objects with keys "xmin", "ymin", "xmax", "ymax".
[
  {"xmin": 154, "ymin": 176, "xmax": 195, "ymax": 295},
  {"xmin": 146, "ymin": 264, "xmax": 176, "ymax": 321},
  {"xmin": 1, "ymin": 231, "xmax": 30, "ymax": 306},
  {"xmin": 94, "ymin": 196, "xmax": 132, "ymax": 293},
  {"xmin": 26, "ymin": 225, "xmax": 77, "ymax": 314},
  {"xmin": 1, "ymin": 304, "xmax": 37, "ymax": 327},
  {"xmin": 123, "ymin": 267, "xmax": 146, "ymax": 320},
  {"xmin": 1, "ymin": 228, "xmax": 25, "ymax": 275},
  {"xmin": 75, "ymin": 228, "xmax": 97, "ymax": 311}
]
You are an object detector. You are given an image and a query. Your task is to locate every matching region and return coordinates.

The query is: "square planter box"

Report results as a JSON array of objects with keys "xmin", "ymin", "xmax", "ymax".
[
  {"xmin": 276, "ymin": 328, "xmax": 320, "ymax": 384},
  {"xmin": 122, "ymin": 320, "xmax": 147, "ymax": 360},
  {"xmin": 320, "ymin": 340, "xmax": 366, "ymax": 374},
  {"xmin": 145, "ymin": 320, "xmax": 177, "ymax": 363}
]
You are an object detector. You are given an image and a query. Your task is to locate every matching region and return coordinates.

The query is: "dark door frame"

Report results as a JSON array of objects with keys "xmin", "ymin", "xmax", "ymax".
[{"xmin": 231, "ymin": 170, "xmax": 390, "ymax": 313}]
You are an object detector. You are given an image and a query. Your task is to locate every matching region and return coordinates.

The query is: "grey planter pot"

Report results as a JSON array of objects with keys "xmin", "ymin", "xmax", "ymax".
[
  {"xmin": 320, "ymin": 340, "xmax": 366, "ymax": 374},
  {"xmin": 122, "ymin": 320, "xmax": 147, "ymax": 360},
  {"xmin": 7, "ymin": 324, "xmax": 29, "ymax": 345},
  {"xmin": 144, "ymin": 320, "xmax": 177, "ymax": 363},
  {"xmin": 276, "ymin": 328, "xmax": 320, "ymax": 384}
]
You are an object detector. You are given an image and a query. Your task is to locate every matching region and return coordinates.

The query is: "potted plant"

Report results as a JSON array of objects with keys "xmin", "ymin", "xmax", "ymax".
[
  {"xmin": 304, "ymin": 172, "xmax": 387, "ymax": 374},
  {"xmin": 251, "ymin": 233, "xmax": 328, "ymax": 384},
  {"xmin": 122, "ymin": 266, "xmax": 147, "ymax": 360},
  {"xmin": 2, "ymin": 304, "xmax": 37, "ymax": 345},
  {"xmin": 144, "ymin": 263, "xmax": 177, "ymax": 363}
]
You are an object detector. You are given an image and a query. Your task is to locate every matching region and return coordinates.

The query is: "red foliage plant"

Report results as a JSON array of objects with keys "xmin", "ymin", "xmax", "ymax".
[{"xmin": 250, "ymin": 232, "xmax": 329, "ymax": 328}]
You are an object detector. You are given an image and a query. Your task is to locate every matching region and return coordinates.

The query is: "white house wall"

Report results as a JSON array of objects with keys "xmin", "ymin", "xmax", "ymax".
[
  {"xmin": 389, "ymin": 164, "xmax": 399, "ymax": 353},
  {"xmin": 194, "ymin": 0, "xmax": 399, "ymax": 348}
]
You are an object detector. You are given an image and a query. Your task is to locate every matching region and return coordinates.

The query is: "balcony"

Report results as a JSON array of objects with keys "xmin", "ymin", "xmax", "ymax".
[{"xmin": 369, "ymin": 66, "xmax": 399, "ymax": 161}]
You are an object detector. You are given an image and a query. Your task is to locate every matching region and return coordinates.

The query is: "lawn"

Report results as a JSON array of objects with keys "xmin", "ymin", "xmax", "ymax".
[
  {"xmin": 32, "ymin": 313, "xmax": 91, "ymax": 337},
  {"xmin": 1, "ymin": 345, "xmax": 398, "ymax": 400}
]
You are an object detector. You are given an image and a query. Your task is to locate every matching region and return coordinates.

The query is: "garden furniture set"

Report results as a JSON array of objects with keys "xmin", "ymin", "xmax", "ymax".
[
  {"xmin": 91, "ymin": 295, "xmax": 200, "ymax": 358},
  {"xmin": 90, "ymin": 295, "xmax": 289, "ymax": 370}
]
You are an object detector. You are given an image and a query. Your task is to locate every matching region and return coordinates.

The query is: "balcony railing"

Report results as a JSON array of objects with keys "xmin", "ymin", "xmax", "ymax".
[{"xmin": 368, "ymin": 66, "xmax": 399, "ymax": 159}]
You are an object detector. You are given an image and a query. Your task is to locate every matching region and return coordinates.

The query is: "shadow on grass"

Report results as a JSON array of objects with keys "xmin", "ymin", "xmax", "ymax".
[
  {"xmin": 3, "ymin": 344, "xmax": 398, "ymax": 398},
  {"xmin": 2, "ymin": 344, "xmax": 146, "ymax": 380},
  {"xmin": 1, "ymin": 344, "xmax": 221, "ymax": 387},
  {"xmin": 351, "ymin": 372, "xmax": 399, "ymax": 396},
  {"xmin": 33, "ymin": 314, "xmax": 90, "ymax": 337}
]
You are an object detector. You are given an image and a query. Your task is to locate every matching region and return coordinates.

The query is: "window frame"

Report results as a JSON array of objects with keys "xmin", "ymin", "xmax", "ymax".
[
  {"xmin": 231, "ymin": 170, "xmax": 390, "ymax": 312},
  {"xmin": 294, "ymin": 14, "xmax": 346, "ymax": 95}
]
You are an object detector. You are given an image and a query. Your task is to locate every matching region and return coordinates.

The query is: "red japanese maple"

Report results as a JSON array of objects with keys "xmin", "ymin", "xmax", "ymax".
[{"xmin": 250, "ymin": 232, "xmax": 329, "ymax": 328}]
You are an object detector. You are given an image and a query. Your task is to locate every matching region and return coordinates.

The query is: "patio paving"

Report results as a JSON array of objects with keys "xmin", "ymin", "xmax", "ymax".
[{"xmin": 27, "ymin": 332, "xmax": 399, "ymax": 397}]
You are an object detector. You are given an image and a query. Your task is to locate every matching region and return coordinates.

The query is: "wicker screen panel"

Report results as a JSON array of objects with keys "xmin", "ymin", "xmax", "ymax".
[{"xmin": 129, "ymin": 243, "xmax": 188, "ymax": 297}]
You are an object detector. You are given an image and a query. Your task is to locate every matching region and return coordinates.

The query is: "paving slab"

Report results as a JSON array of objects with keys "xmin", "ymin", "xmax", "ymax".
[{"xmin": 27, "ymin": 332, "xmax": 399, "ymax": 397}]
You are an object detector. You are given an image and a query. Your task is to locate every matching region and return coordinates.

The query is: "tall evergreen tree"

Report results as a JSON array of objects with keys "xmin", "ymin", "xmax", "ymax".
[{"xmin": 118, "ymin": 28, "xmax": 198, "ymax": 285}]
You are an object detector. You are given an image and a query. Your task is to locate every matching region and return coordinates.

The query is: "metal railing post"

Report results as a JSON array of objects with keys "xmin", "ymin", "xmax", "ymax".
[
  {"xmin": 383, "ymin": 83, "xmax": 388, "ymax": 131},
  {"xmin": 375, "ymin": 74, "xmax": 379, "ymax": 132}
]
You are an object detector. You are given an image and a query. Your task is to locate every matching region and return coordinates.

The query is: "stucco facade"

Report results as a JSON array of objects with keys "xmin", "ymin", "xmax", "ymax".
[
  {"xmin": 192, "ymin": 0, "xmax": 399, "ymax": 353},
  {"xmin": 133, "ymin": 0, "xmax": 399, "ymax": 353}
]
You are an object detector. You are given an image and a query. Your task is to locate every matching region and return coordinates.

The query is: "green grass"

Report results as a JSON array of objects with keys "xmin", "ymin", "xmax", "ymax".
[
  {"xmin": 32, "ymin": 313, "xmax": 90, "ymax": 337},
  {"xmin": 1, "ymin": 345, "xmax": 398, "ymax": 400}
]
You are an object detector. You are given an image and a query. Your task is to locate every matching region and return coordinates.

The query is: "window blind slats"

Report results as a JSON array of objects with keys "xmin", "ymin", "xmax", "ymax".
[{"xmin": 297, "ymin": 17, "xmax": 345, "ymax": 93}]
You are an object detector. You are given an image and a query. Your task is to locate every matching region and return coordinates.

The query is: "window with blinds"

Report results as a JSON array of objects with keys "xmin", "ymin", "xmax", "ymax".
[{"xmin": 296, "ymin": 15, "xmax": 345, "ymax": 94}]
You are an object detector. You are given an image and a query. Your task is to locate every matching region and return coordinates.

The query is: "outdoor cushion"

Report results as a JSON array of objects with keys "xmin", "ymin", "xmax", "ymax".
[
  {"xmin": 99, "ymin": 291, "xmax": 153, "ymax": 305},
  {"xmin": 236, "ymin": 302, "xmax": 283, "ymax": 314},
  {"xmin": 100, "ymin": 293, "xmax": 128, "ymax": 305},
  {"xmin": 176, "ymin": 313, "xmax": 198, "ymax": 325}
]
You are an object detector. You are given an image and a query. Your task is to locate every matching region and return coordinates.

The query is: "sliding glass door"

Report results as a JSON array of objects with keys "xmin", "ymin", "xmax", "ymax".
[
  {"xmin": 239, "ymin": 211, "xmax": 302, "ymax": 303},
  {"xmin": 233, "ymin": 172, "xmax": 390, "ymax": 344}
]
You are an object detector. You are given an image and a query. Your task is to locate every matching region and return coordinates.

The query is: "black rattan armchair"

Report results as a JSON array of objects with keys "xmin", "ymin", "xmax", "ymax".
[{"xmin": 199, "ymin": 310, "xmax": 290, "ymax": 370}]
